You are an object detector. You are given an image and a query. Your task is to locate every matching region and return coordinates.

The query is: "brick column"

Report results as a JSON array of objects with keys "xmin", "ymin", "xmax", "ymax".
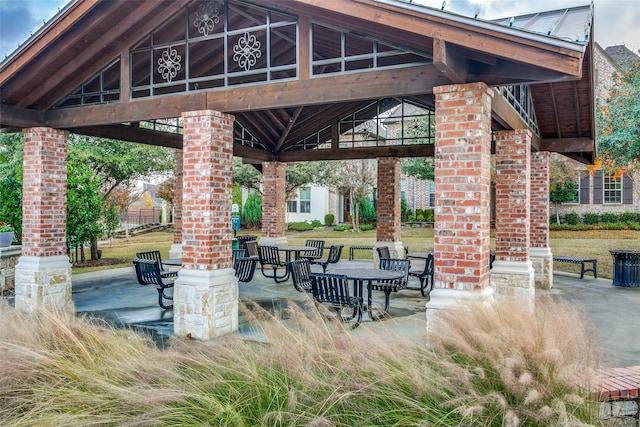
[
  {"xmin": 491, "ymin": 130, "xmax": 535, "ymax": 308},
  {"xmin": 260, "ymin": 161, "xmax": 288, "ymax": 245},
  {"xmin": 375, "ymin": 157, "xmax": 404, "ymax": 263},
  {"xmin": 530, "ymin": 151, "xmax": 553, "ymax": 289},
  {"xmin": 169, "ymin": 149, "xmax": 183, "ymax": 259},
  {"xmin": 174, "ymin": 110, "xmax": 237, "ymax": 340},
  {"xmin": 427, "ymin": 83, "xmax": 494, "ymax": 330},
  {"xmin": 15, "ymin": 128, "xmax": 73, "ymax": 314}
]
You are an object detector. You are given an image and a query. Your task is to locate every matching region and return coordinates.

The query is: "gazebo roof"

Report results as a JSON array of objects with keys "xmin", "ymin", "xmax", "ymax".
[{"xmin": 0, "ymin": 0, "xmax": 596, "ymax": 164}]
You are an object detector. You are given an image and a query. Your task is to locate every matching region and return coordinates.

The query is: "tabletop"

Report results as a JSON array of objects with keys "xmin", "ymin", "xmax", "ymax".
[
  {"xmin": 327, "ymin": 267, "xmax": 403, "ymax": 281},
  {"xmin": 162, "ymin": 258, "xmax": 182, "ymax": 266},
  {"xmin": 407, "ymin": 252, "xmax": 433, "ymax": 259}
]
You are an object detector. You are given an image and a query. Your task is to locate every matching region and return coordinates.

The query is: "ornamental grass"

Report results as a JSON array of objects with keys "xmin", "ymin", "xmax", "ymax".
[{"xmin": 0, "ymin": 298, "xmax": 604, "ymax": 426}]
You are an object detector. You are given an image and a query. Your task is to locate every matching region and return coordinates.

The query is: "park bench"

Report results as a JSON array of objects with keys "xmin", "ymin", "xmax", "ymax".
[
  {"xmin": 132, "ymin": 258, "xmax": 175, "ymax": 310},
  {"xmin": 349, "ymin": 245, "xmax": 374, "ymax": 260},
  {"xmin": 553, "ymin": 256, "xmax": 598, "ymax": 279},
  {"xmin": 310, "ymin": 244, "xmax": 344, "ymax": 273},
  {"xmin": 591, "ymin": 365, "xmax": 640, "ymax": 422}
]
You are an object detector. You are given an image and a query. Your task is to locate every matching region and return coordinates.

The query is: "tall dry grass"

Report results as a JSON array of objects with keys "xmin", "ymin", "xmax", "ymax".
[{"xmin": 0, "ymin": 298, "xmax": 603, "ymax": 426}]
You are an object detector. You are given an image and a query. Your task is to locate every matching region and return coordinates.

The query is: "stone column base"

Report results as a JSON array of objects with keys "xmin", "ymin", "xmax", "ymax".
[
  {"xmin": 530, "ymin": 247, "xmax": 553, "ymax": 289},
  {"xmin": 169, "ymin": 243, "xmax": 183, "ymax": 260},
  {"xmin": 374, "ymin": 241, "xmax": 405, "ymax": 266},
  {"xmin": 174, "ymin": 267, "xmax": 238, "ymax": 340},
  {"xmin": 426, "ymin": 286, "xmax": 494, "ymax": 340},
  {"xmin": 14, "ymin": 255, "xmax": 73, "ymax": 314},
  {"xmin": 490, "ymin": 260, "xmax": 535, "ymax": 311},
  {"xmin": 259, "ymin": 236, "xmax": 288, "ymax": 246}
]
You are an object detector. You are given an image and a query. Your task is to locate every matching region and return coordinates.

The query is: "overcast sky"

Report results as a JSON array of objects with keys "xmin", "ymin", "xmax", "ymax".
[{"xmin": 1, "ymin": 0, "xmax": 639, "ymax": 61}]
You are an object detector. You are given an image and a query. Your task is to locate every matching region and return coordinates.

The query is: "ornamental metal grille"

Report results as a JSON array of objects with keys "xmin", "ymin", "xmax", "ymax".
[
  {"xmin": 311, "ymin": 21, "xmax": 432, "ymax": 76},
  {"xmin": 497, "ymin": 85, "xmax": 539, "ymax": 136},
  {"xmin": 130, "ymin": 0, "xmax": 297, "ymax": 99},
  {"xmin": 288, "ymin": 98, "xmax": 435, "ymax": 152},
  {"xmin": 55, "ymin": 59, "xmax": 121, "ymax": 108}
]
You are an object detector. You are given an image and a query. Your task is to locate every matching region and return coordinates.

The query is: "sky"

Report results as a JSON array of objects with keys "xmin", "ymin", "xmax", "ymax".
[{"xmin": 1, "ymin": 0, "xmax": 639, "ymax": 61}]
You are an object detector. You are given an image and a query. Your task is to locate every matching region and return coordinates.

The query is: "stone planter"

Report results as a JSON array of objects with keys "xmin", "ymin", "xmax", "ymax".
[{"xmin": 0, "ymin": 231, "xmax": 14, "ymax": 248}]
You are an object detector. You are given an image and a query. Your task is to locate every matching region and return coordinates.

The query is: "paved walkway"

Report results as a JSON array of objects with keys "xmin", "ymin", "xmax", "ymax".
[{"xmin": 60, "ymin": 262, "xmax": 640, "ymax": 368}]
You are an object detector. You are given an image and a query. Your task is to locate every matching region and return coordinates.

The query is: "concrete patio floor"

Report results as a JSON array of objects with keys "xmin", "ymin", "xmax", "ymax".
[{"xmin": 51, "ymin": 260, "xmax": 639, "ymax": 370}]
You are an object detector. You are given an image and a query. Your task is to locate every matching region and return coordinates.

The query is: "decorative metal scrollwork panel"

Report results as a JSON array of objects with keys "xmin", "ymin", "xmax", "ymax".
[
  {"xmin": 194, "ymin": 1, "xmax": 220, "ymax": 36},
  {"xmin": 157, "ymin": 46, "xmax": 182, "ymax": 82},
  {"xmin": 233, "ymin": 32, "xmax": 262, "ymax": 71}
]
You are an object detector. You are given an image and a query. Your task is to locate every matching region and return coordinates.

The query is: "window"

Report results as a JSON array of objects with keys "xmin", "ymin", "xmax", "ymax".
[
  {"xmin": 429, "ymin": 180, "xmax": 435, "ymax": 207},
  {"xmin": 287, "ymin": 200, "xmax": 297, "ymax": 213},
  {"xmin": 604, "ymin": 174, "xmax": 622, "ymax": 204},
  {"xmin": 299, "ymin": 187, "xmax": 311, "ymax": 213},
  {"xmin": 571, "ymin": 178, "xmax": 580, "ymax": 203}
]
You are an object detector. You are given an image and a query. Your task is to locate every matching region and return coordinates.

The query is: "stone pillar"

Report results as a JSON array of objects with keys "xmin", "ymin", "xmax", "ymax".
[
  {"xmin": 173, "ymin": 110, "xmax": 237, "ymax": 340},
  {"xmin": 375, "ymin": 157, "xmax": 404, "ymax": 264},
  {"xmin": 260, "ymin": 161, "xmax": 288, "ymax": 245},
  {"xmin": 530, "ymin": 151, "xmax": 553, "ymax": 289},
  {"xmin": 15, "ymin": 128, "xmax": 73, "ymax": 314},
  {"xmin": 491, "ymin": 130, "xmax": 535, "ymax": 309},
  {"xmin": 427, "ymin": 83, "xmax": 494, "ymax": 331},
  {"xmin": 169, "ymin": 149, "xmax": 183, "ymax": 259}
]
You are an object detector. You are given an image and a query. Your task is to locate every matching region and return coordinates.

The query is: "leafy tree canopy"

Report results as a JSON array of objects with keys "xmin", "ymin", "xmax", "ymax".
[
  {"xmin": 402, "ymin": 157, "xmax": 434, "ymax": 181},
  {"xmin": 597, "ymin": 61, "xmax": 640, "ymax": 171}
]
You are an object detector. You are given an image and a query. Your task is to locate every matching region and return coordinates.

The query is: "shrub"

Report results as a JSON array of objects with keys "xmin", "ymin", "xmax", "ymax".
[
  {"xmin": 582, "ymin": 213, "xmax": 600, "ymax": 225},
  {"xmin": 564, "ymin": 212, "xmax": 580, "ymax": 225},
  {"xmin": 288, "ymin": 221, "xmax": 314, "ymax": 231},
  {"xmin": 401, "ymin": 198, "xmax": 407, "ymax": 221},
  {"xmin": 333, "ymin": 224, "xmax": 353, "ymax": 231},
  {"xmin": 621, "ymin": 212, "xmax": 640, "ymax": 223},
  {"xmin": 407, "ymin": 214, "xmax": 415, "ymax": 222},
  {"xmin": 358, "ymin": 197, "xmax": 376, "ymax": 224},
  {"xmin": 415, "ymin": 208, "xmax": 424, "ymax": 218},
  {"xmin": 601, "ymin": 213, "xmax": 619, "ymax": 223},
  {"xmin": 424, "ymin": 208, "xmax": 434, "ymax": 222},
  {"xmin": 416, "ymin": 214, "xmax": 425, "ymax": 222},
  {"xmin": 310, "ymin": 219, "xmax": 322, "ymax": 228},
  {"xmin": 405, "ymin": 209, "xmax": 413, "ymax": 220},
  {"xmin": 359, "ymin": 224, "xmax": 375, "ymax": 231},
  {"xmin": 243, "ymin": 191, "xmax": 262, "ymax": 227},
  {"xmin": 324, "ymin": 213, "xmax": 335, "ymax": 226}
]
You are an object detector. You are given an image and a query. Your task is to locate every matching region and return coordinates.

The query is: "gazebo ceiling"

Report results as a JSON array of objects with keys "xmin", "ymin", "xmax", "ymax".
[{"xmin": 0, "ymin": 0, "xmax": 595, "ymax": 164}]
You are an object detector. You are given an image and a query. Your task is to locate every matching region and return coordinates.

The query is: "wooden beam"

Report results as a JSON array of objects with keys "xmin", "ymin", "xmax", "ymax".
[
  {"xmin": 17, "ymin": 0, "xmax": 191, "ymax": 109},
  {"xmin": 44, "ymin": 65, "xmax": 446, "ymax": 128},
  {"xmin": 233, "ymin": 144, "xmax": 276, "ymax": 162},
  {"xmin": 281, "ymin": 0, "xmax": 584, "ymax": 77},
  {"xmin": 490, "ymin": 89, "xmax": 541, "ymax": 150},
  {"xmin": 274, "ymin": 106, "xmax": 303, "ymax": 152},
  {"xmin": 549, "ymin": 83, "xmax": 562, "ymax": 138},
  {"xmin": 0, "ymin": 0, "xmax": 101, "ymax": 84},
  {"xmin": 70, "ymin": 125, "xmax": 182, "ymax": 149},
  {"xmin": 0, "ymin": 104, "xmax": 44, "ymax": 127},
  {"xmin": 277, "ymin": 144, "xmax": 434, "ymax": 162},
  {"xmin": 433, "ymin": 39, "xmax": 467, "ymax": 84},
  {"xmin": 540, "ymin": 137, "xmax": 594, "ymax": 153}
]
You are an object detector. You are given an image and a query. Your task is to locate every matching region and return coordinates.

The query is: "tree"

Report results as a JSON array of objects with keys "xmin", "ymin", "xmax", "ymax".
[
  {"xmin": 597, "ymin": 61, "xmax": 640, "ymax": 170},
  {"xmin": 67, "ymin": 162, "xmax": 104, "ymax": 262},
  {"xmin": 157, "ymin": 178, "xmax": 174, "ymax": 206},
  {"xmin": 232, "ymin": 158, "xmax": 262, "ymax": 194},
  {"xmin": 243, "ymin": 191, "xmax": 262, "ymax": 228},
  {"xmin": 325, "ymin": 160, "xmax": 376, "ymax": 231},
  {"xmin": 0, "ymin": 133, "xmax": 23, "ymax": 242},
  {"xmin": 402, "ymin": 157, "xmax": 434, "ymax": 181},
  {"xmin": 549, "ymin": 157, "xmax": 579, "ymax": 224}
]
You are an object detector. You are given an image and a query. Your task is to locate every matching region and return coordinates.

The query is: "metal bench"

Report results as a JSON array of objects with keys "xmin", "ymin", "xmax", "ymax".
[
  {"xmin": 553, "ymin": 256, "xmax": 597, "ymax": 279},
  {"xmin": 234, "ymin": 257, "xmax": 257, "ymax": 283},
  {"xmin": 349, "ymin": 245, "xmax": 374, "ymax": 260},
  {"xmin": 310, "ymin": 272, "xmax": 363, "ymax": 329},
  {"xmin": 132, "ymin": 258, "xmax": 175, "ymax": 310}
]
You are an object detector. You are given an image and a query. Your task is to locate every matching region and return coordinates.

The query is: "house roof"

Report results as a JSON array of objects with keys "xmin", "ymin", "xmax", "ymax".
[
  {"xmin": 0, "ymin": 0, "xmax": 596, "ymax": 164},
  {"xmin": 604, "ymin": 44, "xmax": 640, "ymax": 71}
]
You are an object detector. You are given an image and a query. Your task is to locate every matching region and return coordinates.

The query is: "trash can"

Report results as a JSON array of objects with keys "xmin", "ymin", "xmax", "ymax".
[{"xmin": 610, "ymin": 250, "xmax": 640, "ymax": 287}]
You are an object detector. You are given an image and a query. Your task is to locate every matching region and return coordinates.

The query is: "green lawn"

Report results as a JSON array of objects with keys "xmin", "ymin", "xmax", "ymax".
[{"xmin": 79, "ymin": 227, "xmax": 640, "ymax": 280}]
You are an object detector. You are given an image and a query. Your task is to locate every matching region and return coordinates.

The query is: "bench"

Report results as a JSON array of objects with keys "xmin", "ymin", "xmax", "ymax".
[
  {"xmin": 591, "ymin": 366, "xmax": 640, "ymax": 421},
  {"xmin": 349, "ymin": 245, "xmax": 374, "ymax": 260},
  {"xmin": 553, "ymin": 256, "xmax": 597, "ymax": 279}
]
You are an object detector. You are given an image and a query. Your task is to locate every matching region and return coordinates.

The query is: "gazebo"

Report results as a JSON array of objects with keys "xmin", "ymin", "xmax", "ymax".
[{"xmin": 0, "ymin": 0, "xmax": 596, "ymax": 340}]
